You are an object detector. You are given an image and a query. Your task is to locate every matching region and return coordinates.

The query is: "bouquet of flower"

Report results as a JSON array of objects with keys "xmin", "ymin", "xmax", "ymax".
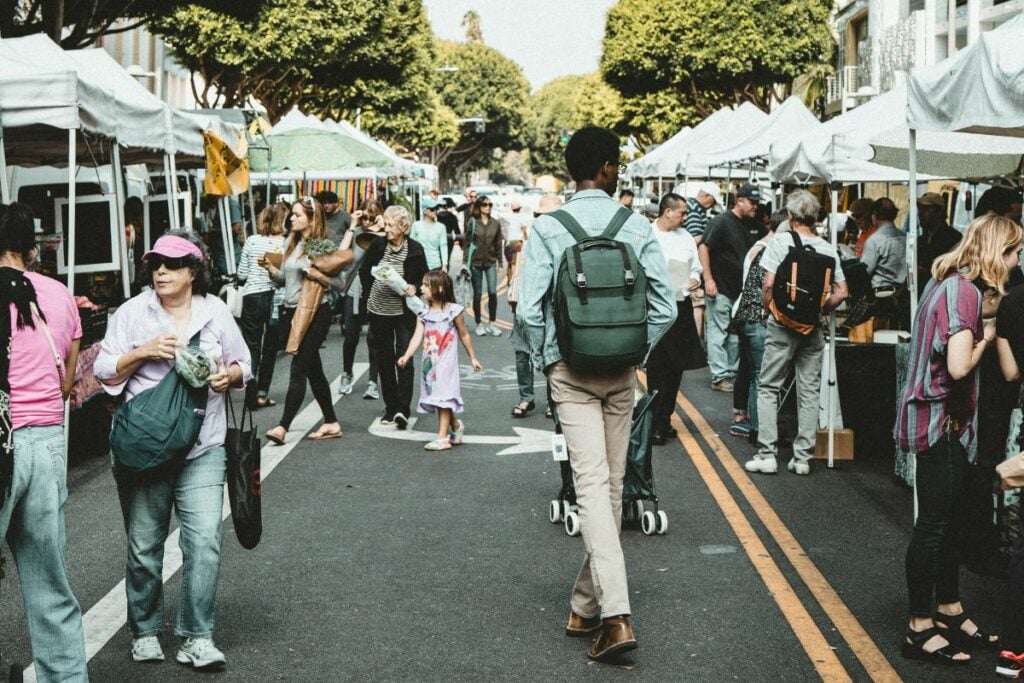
[
  {"xmin": 286, "ymin": 238, "xmax": 337, "ymax": 354},
  {"xmin": 371, "ymin": 264, "xmax": 426, "ymax": 315}
]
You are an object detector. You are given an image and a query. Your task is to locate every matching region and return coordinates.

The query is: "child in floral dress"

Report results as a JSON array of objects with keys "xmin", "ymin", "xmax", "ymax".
[{"xmin": 398, "ymin": 270, "xmax": 483, "ymax": 450}]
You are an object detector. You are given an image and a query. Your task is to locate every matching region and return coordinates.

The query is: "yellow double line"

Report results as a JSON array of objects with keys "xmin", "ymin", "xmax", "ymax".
[{"xmin": 640, "ymin": 370, "xmax": 899, "ymax": 682}]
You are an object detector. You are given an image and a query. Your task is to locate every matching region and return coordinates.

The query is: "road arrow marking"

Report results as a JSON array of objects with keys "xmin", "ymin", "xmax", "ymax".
[{"xmin": 368, "ymin": 418, "xmax": 551, "ymax": 455}]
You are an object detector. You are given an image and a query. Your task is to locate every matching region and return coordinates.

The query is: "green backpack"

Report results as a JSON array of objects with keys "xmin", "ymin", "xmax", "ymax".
[
  {"xmin": 110, "ymin": 331, "xmax": 209, "ymax": 472},
  {"xmin": 549, "ymin": 207, "xmax": 648, "ymax": 373}
]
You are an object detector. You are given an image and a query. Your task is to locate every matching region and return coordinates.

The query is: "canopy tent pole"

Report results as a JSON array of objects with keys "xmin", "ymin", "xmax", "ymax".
[
  {"xmin": 683, "ymin": 153, "xmax": 690, "ymax": 189},
  {"xmin": 246, "ymin": 185, "xmax": 258, "ymax": 238},
  {"xmin": 0, "ymin": 111, "xmax": 10, "ymax": 204},
  {"xmin": 907, "ymin": 128, "xmax": 919, "ymax": 327},
  {"xmin": 111, "ymin": 142, "xmax": 131, "ymax": 301},
  {"xmin": 67, "ymin": 131, "xmax": 77, "ymax": 295},
  {"xmin": 168, "ymin": 154, "xmax": 181, "ymax": 230},
  {"xmin": 219, "ymin": 196, "xmax": 237, "ymax": 276},
  {"xmin": 828, "ymin": 184, "xmax": 840, "ymax": 469},
  {"xmin": 163, "ymin": 154, "xmax": 176, "ymax": 235}
]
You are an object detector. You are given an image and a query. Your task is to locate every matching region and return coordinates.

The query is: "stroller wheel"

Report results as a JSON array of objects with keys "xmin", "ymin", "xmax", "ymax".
[
  {"xmin": 656, "ymin": 511, "xmax": 669, "ymax": 535},
  {"xmin": 633, "ymin": 500, "xmax": 646, "ymax": 520},
  {"xmin": 641, "ymin": 510, "xmax": 657, "ymax": 536},
  {"xmin": 548, "ymin": 500, "xmax": 562, "ymax": 524},
  {"xmin": 562, "ymin": 500, "xmax": 572, "ymax": 520},
  {"xmin": 564, "ymin": 510, "xmax": 581, "ymax": 537}
]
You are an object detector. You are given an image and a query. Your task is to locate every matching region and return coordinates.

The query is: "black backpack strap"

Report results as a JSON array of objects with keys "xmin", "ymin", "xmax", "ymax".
[
  {"xmin": 548, "ymin": 210, "xmax": 589, "ymax": 243},
  {"xmin": 600, "ymin": 207, "xmax": 634, "ymax": 240},
  {"xmin": 789, "ymin": 231, "xmax": 803, "ymax": 250}
]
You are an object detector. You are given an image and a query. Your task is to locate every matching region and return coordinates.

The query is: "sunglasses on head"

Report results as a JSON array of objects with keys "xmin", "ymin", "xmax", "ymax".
[
  {"xmin": 301, "ymin": 195, "xmax": 316, "ymax": 207},
  {"xmin": 149, "ymin": 255, "xmax": 191, "ymax": 270}
]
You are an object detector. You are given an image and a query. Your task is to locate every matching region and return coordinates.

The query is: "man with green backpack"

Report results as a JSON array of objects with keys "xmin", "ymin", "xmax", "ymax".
[{"xmin": 518, "ymin": 126, "xmax": 676, "ymax": 663}]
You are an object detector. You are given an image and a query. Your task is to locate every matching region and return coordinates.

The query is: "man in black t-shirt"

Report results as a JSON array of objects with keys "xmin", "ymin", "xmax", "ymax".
[{"xmin": 698, "ymin": 182, "xmax": 763, "ymax": 391}]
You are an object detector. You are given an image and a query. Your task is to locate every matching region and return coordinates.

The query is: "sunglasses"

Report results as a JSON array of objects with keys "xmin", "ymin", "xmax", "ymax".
[
  {"xmin": 149, "ymin": 255, "xmax": 191, "ymax": 270},
  {"xmin": 301, "ymin": 195, "xmax": 316, "ymax": 207},
  {"xmin": 481, "ymin": 202, "xmax": 493, "ymax": 207}
]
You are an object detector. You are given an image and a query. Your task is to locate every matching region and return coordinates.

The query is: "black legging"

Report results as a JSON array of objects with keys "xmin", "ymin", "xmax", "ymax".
[
  {"xmin": 239, "ymin": 290, "xmax": 276, "ymax": 404},
  {"xmin": 369, "ymin": 312, "xmax": 415, "ymax": 419},
  {"xmin": 278, "ymin": 304, "xmax": 337, "ymax": 430}
]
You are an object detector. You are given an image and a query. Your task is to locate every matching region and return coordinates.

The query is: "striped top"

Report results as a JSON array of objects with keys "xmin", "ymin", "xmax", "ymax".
[
  {"xmin": 367, "ymin": 240, "xmax": 409, "ymax": 316},
  {"xmin": 684, "ymin": 197, "xmax": 709, "ymax": 239},
  {"xmin": 894, "ymin": 273, "xmax": 983, "ymax": 461},
  {"xmin": 237, "ymin": 235, "xmax": 285, "ymax": 296}
]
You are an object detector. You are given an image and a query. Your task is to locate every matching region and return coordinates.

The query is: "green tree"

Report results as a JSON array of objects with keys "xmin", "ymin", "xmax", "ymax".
[
  {"xmin": 601, "ymin": 0, "xmax": 833, "ymax": 145},
  {"xmin": 524, "ymin": 73, "xmax": 621, "ymax": 179},
  {"xmin": 428, "ymin": 39, "xmax": 530, "ymax": 185},
  {"xmin": 149, "ymin": 0, "xmax": 458, "ymax": 150},
  {"xmin": 0, "ymin": 0, "xmax": 257, "ymax": 48}
]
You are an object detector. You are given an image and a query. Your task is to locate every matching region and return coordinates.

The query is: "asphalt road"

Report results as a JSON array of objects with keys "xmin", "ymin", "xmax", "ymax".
[{"xmin": 0, "ymin": 294, "xmax": 1009, "ymax": 681}]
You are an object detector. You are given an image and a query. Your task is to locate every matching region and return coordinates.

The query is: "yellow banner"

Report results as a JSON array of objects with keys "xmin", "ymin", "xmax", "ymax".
[{"xmin": 204, "ymin": 131, "xmax": 250, "ymax": 196}]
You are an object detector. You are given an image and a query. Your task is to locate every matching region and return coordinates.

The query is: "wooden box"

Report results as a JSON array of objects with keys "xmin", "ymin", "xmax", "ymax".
[{"xmin": 813, "ymin": 428, "xmax": 854, "ymax": 460}]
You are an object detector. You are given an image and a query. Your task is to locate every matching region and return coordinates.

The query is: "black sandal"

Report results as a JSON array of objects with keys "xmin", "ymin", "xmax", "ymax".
[
  {"xmin": 545, "ymin": 406, "xmax": 553, "ymax": 419},
  {"xmin": 511, "ymin": 401, "xmax": 535, "ymax": 418},
  {"xmin": 901, "ymin": 626, "xmax": 971, "ymax": 665},
  {"xmin": 935, "ymin": 611, "xmax": 1000, "ymax": 650}
]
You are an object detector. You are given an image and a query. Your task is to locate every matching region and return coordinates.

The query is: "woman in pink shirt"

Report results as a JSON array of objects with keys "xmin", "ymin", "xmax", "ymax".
[{"xmin": 0, "ymin": 203, "xmax": 87, "ymax": 680}]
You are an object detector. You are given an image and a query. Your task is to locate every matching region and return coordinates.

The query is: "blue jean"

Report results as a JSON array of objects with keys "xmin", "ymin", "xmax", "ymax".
[
  {"xmin": 736, "ymin": 321, "xmax": 767, "ymax": 430},
  {"xmin": 471, "ymin": 265, "xmax": 498, "ymax": 324},
  {"xmin": 0, "ymin": 425, "xmax": 87, "ymax": 681},
  {"xmin": 113, "ymin": 447, "xmax": 227, "ymax": 639},
  {"xmin": 515, "ymin": 350, "xmax": 535, "ymax": 403},
  {"xmin": 705, "ymin": 294, "xmax": 739, "ymax": 383}
]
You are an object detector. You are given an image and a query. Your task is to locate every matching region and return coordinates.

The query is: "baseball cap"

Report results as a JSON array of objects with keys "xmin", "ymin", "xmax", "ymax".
[
  {"xmin": 736, "ymin": 183, "xmax": 763, "ymax": 203},
  {"xmin": 143, "ymin": 234, "xmax": 204, "ymax": 263},
  {"xmin": 697, "ymin": 182, "xmax": 722, "ymax": 206},
  {"xmin": 421, "ymin": 197, "xmax": 440, "ymax": 211},
  {"xmin": 510, "ymin": 201, "xmax": 522, "ymax": 211},
  {"xmin": 917, "ymin": 192, "xmax": 945, "ymax": 208}
]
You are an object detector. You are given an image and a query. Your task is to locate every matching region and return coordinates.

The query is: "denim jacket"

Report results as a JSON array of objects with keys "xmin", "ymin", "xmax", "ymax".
[{"xmin": 516, "ymin": 189, "xmax": 677, "ymax": 371}]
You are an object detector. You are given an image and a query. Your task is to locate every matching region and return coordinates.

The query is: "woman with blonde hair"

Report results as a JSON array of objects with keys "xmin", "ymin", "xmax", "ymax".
[
  {"xmin": 895, "ymin": 213, "xmax": 1021, "ymax": 666},
  {"xmin": 237, "ymin": 202, "xmax": 288, "ymax": 408},
  {"xmin": 260, "ymin": 196, "xmax": 341, "ymax": 443}
]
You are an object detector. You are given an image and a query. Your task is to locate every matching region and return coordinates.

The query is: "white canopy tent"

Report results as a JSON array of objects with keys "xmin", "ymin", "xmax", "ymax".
[{"xmin": 697, "ymin": 96, "xmax": 820, "ymax": 169}]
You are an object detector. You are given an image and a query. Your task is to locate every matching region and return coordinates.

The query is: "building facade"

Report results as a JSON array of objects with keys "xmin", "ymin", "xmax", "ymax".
[{"xmin": 95, "ymin": 23, "xmax": 203, "ymax": 110}]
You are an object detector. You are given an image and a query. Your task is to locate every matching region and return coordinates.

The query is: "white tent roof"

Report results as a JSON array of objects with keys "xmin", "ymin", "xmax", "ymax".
[
  {"xmin": 625, "ymin": 125, "xmax": 690, "ymax": 177},
  {"xmin": 869, "ymin": 126, "xmax": 1024, "ymax": 178},
  {"xmin": 908, "ymin": 13, "xmax": 1024, "ymax": 136},
  {"xmin": 0, "ymin": 37, "xmax": 78, "ymax": 131},
  {"xmin": 698, "ymin": 97, "xmax": 819, "ymax": 168}
]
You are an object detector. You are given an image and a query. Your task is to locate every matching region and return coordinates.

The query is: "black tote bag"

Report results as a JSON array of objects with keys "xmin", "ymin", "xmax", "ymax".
[{"xmin": 225, "ymin": 393, "xmax": 262, "ymax": 549}]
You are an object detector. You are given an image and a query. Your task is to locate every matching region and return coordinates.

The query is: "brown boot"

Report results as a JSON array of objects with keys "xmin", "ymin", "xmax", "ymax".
[
  {"xmin": 565, "ymin": 610, "xmax": 602, "ymax": 637},
  {"xmin": 588, "ymin": 615, "xmax": 638, "ymax": 661}
]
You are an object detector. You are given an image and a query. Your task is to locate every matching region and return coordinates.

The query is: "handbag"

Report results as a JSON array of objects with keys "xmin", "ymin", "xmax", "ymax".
[
  {"xmin": 110, "ymin": 331, "xmax": 208, "ymax": 472},
  {"xmin": 225, "ymin": 392, "xmax": 262, "ymax": 549},
  {"xmin": 220, "ymin": 280, "xmax": 243, "ymax": 319},
  {"xmin": 997, "ymin": 453, "xmax": 1024, "ymax": 490}
]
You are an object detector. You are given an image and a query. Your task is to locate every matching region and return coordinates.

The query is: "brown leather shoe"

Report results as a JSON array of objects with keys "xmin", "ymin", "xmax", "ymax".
[
  {"xmin": 588, "ymin": 615, "xmax": 638, "ymax": 661},
  {"xmin": 565, "ymin": 610, "xmax": 602, "ymax": 637}
]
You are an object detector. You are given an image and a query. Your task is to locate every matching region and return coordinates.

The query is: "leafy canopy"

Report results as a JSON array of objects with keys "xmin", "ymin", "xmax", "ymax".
[{"xmin": 601, "ymin": 0, "xmax": 832, "ymax": 144}]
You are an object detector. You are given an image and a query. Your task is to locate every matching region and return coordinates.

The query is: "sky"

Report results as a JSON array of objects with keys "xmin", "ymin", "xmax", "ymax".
[{"xmin": 423, "ymin": 0, "xmax": 619, "ymax": 91}]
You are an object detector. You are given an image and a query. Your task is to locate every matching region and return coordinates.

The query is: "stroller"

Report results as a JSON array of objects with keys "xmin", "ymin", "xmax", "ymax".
[{"xmin": 547, "ymin": 389, "xmax": 668, "ymax": 537}]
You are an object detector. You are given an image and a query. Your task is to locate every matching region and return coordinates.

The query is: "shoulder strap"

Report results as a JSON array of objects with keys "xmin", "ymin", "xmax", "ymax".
[
  {"xmin": 548, "ymin": 210, "xmax": 589, "ymax": 243},
  {"xmin": 189, "ymin": 329, "xmax": 202, "ymax": 349},
  {"xmin": 31, "ymin": 303, "xmax": 64, "ymax": 389},
  {"xmin": 789, "ymin": 231, "xmax": 803, "ymax": 251},
  {"xmin": 600, "ymin": 207, "xmax": 634, "ymax": 240}
]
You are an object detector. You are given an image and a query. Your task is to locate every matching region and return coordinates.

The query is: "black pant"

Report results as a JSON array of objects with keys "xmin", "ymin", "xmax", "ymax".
[
  {"xmin": 239, "ymin": 291, "xmax": 277, "ymax": 404},
  {"xmin": 279, "ymin": 305, "xmax": 337, "ymax": 430},
  {"xmin": 369, "ymin": 313, "xmax": 416, "ymax": 419},
  {"xmin": 906, "ymin": 436, "xmax": 971, "ymax": 617},
  {"xmin": 342, "ymin": 295, "xmax": 378, "ymax": 382},
  {"xmin": 647, "ymin": 330, "xmax": 685, "ymax": 434},
  {"xmin": 1003, "ymin": 497, "xmax": 1024, "ymax": 651}
]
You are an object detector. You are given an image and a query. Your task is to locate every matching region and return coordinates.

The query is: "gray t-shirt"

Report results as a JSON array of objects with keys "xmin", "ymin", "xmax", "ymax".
[
  {"xmin": 861, "ymin": 222, "xmax": 907, "ymax": 288},
  {"xmin": 325, "ymin": 209, "xmax": 352, "ymax": 246},
  {"xmin": 760, "ymin": 230, "xmax": 846, "ymax": 282}
]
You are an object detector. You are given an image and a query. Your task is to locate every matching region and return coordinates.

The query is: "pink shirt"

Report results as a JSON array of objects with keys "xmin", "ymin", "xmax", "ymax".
[{"xmin": 10, "ymin": 272, "xmax": 82, "ymax": 430}]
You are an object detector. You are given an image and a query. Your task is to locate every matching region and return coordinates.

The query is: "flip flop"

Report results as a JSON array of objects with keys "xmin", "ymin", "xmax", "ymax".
[
  {"xmin": 256, "ymin": 397, "xmax": 277, "ymax": 408},
  {"xmin": 307, "ymin": 428, "xmax": 343, "ymax": 441},
  {"xmin": 265, "ymin": 428, "xmax": 286, "ymax": 445}
]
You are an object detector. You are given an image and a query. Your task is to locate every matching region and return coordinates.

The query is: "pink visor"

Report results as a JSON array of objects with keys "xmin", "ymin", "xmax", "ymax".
[{"xmin": 142, "ymin": 235, "xmax": 204, "ymax": 263}]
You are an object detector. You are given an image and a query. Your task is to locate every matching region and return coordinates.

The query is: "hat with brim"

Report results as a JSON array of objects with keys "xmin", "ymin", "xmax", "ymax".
[
  {"xmin": 421, "ymin": 198, "xmax": 440, "ymax": 211},
  {"xmin": 143, "ymin": 234, "xmax": 204, "ymax": 262},
  {"xmin": 917, "ymin": 192, "xmax": 945, "ymax": 208}
]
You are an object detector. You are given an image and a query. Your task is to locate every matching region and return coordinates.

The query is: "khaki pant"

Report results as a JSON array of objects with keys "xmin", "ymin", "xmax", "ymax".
[{"xmin": 549, "ymin": 361, "xmax": 635, "ymax": 618}]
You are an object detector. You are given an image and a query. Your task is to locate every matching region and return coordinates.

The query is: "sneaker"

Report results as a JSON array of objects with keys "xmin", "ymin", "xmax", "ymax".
[
  {"xmin": 379, "ymin": 414, "xmax": 395, "ymax": 426},
  {"xmin": 424, "ymin": 438, "xmax": 452, "ymax": 451},
  {"xmin": 475, "ymin": 324, "xmax": 488, "ymax": 337},
  {"xmin": 997, "ymin": 650, "xmax": 1024, "ymax": 678},
  {"xmin": 131, "ymin": 636, "xmax": 165, "ymax": 663},
  {"xmin": 338, "ymin": 372, "xmax": 354, "ymax": 396},
  {"xmin": 489, "ymin": 322, "xmax": 503, "ymax": 336},
  {"xmin": 363, "ymin": 381, "xmax": 380, "ymax": 400},
  {"xmin": 729, "ymin": 419, "xmax": 752, "ymax": 437},
  {"xmin": 744, "ymin": 456, "xmax": 778, "ymax": 474},
  {"xmin": 449, "ymin": 419, "xmax": 465, "ymax": 445},
  {"xmin": 787, "ymin": 458, "xmax": 810, "ymax": 476},
  {"xmin": 175, "ymin": 637, "xmax": 226, "ymax": 670},
  {"xmin": 394, "ymin": 413, "xmax": 408, "ymax": 430},
  {"xmin": 712, "ymin": 378, "xmax": 735, "ymax": 392}
]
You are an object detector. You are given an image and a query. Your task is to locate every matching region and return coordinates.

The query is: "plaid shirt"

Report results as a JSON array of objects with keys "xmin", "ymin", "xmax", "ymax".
[{"xmin": 894, "ymin": 273, "xmax": 982, "ymax": 461}]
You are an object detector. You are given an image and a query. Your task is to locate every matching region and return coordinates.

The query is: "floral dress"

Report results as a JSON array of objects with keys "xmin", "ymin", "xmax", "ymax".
[{"xmin": 417, "ymin": 303, "xmax": 465, "ymax": 414}]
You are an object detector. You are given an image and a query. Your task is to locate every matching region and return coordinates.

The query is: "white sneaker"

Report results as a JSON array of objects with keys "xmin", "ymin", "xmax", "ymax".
[
  {"xmin": 175, "ymin": 637, "xmax": 226, "ymax": 670},
  {"xmin": 131, "ymin": 636, "xmax": 164, "ymax": 662},
  {"xmin": 475, "ymin": 324, "xmax": 488, "ymax": 337},
  {"xmin": 363, "ymin": 381, "xmax": 380, "ymax": 400},
  {"xmin": 394, "ymin": 413, "xmax": 408, "ymax": 430},
  {"xmin": 489, "ymin": 322, "xmax": 503, "ymax": 336},
  {"xmin": 787, "ymin": 458, "xmax": 810, "ymax": 476},
  {"xmin": 338, "ymin": 372, "xmax": 353, "ymax": 396},
  {"xmin": 744, "ymin": 456, "xmax": 778, "ymax": 474}
]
